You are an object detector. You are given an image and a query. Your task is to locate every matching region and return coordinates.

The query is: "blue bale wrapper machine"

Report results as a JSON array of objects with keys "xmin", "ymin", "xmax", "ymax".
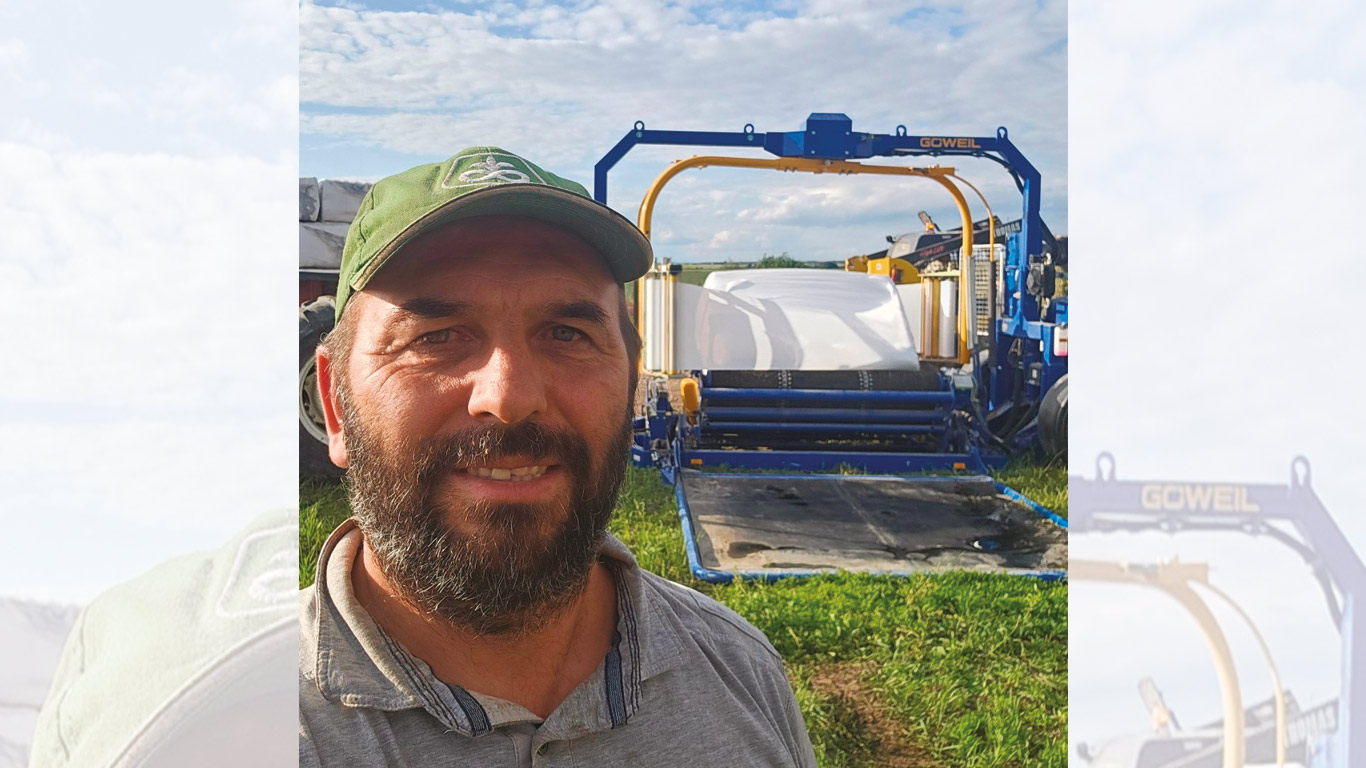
[{"xmin": 595, "ymin": 113, "xmax": 1068, "ymax": 582}]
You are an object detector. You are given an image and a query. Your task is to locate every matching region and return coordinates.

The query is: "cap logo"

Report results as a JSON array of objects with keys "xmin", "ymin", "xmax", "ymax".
[
  {"xmin": 215, "ymin": 522, "xmax": 298, "ymax": 618},
  {"xmin": 443, "ymin": 151, "xmax": 544, "ymax": 189}
]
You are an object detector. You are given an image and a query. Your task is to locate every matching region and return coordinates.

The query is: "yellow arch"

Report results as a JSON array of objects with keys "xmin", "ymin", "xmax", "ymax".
[{"xmin": 635, "ymin": 155, "xmax": 976, "ymax": 363}]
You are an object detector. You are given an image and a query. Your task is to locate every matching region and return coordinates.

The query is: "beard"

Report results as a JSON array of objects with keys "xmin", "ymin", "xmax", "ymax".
[{"xmin": 339, "ymin": 391, "xmax": 631, "ymax": 636}]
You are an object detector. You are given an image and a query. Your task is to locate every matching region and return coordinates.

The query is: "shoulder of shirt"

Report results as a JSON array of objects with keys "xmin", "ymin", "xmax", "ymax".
[
  {"xmin": 297, "ymin": 584, "xmax": 319, "ymax": 683},
  {"xmin": 634, "ymin": 567, "xmax": 783, "ymax": 665}
]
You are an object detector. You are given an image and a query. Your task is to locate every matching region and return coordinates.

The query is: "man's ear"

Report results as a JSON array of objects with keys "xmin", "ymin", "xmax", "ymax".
[{"xmin": 315, "ymin": 346, "xmax": 350, "ymax": 469}]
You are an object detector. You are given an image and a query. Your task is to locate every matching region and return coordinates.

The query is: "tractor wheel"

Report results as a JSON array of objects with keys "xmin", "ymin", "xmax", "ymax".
[
  {"xmin": 1038, "ymin": 374, "xmax": 1068, "ymax": 459},
  {"xmin": 300, "ymin": 296, "xmax": 343, "ymax": 480}
]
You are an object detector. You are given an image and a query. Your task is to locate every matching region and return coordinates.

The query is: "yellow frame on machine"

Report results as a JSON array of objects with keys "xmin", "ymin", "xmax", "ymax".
[
  {"xmin": 634, "ymin": 155, "xmax": 978, "ymax": 366},
  {"xmin": 1072, "ymin": 559, "xmax": 1292, "ymax": 768}
]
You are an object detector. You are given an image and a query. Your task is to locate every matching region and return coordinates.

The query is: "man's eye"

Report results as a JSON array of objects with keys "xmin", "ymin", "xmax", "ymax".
[
  {"xmin": 417, "ymin": 329, "xmax": 451, "ymax": 345},
  {"xmin": 550, "ymin": 326, "xmax": 584, "ymax": 342}
]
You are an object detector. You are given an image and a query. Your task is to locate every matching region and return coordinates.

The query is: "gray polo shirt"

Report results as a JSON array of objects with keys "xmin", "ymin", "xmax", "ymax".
[{"xmin": 299, "ymin": 521, "xmax": 818, "ymax": 767}]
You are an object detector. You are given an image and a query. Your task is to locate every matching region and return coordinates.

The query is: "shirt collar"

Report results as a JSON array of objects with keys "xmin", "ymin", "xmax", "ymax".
[{"xmin": 303, "ymin": 519, "xmax": 685, "ymax": 734}]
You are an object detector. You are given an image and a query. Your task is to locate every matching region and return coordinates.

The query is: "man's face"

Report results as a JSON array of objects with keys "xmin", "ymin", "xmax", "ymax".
[{"xmin": 319, "ymin": 215, "xmax": 634, "ymax": 634}]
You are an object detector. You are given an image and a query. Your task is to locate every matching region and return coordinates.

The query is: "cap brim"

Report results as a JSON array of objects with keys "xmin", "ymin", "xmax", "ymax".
[{"xmin": 355, "ymin": 184, "xmax": 653, "ymax": 294}]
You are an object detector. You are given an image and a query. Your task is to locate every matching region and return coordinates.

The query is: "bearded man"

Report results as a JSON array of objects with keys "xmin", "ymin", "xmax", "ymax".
[{"xmin": 299, "ymin": 147, "xmax": 818, "ymax": 768}]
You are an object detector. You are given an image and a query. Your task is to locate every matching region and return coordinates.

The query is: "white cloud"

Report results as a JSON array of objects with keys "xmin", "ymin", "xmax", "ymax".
[
  {"xmin": 149, "ymin": 68, "xmax": 299, "ymax": 136},
  {"xmin": 300, "ymin": 0, "xmax": 1068, "ymax": 260},
  {"xmin": 220, "ymin": 0, "xmax": 299, "ymax": 47},
  {"xmin": 2, "ymin": 0, "xmax": 296, "ymax": 158},
  {"xmin": 0, "ymin": 145, "xmax": 297, "ymax": 529},
  {"xmin": 1070, "ymin": 0, "xmax": 1366, "ymax": 750},
  {"xmin": 0, "ymin": 0, "xmax": 298, "ymax": 600},
  {"xmin": 0, "ymin": 38, "xmax": 29, "ymax": 70}
]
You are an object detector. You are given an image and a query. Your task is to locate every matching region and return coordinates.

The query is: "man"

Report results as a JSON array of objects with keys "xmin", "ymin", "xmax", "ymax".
[{"xmin": 299, "ymin": 147, "xmax": 818, "ymax": 767}]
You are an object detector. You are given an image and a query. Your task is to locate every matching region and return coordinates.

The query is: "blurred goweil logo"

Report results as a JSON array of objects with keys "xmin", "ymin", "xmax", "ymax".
[
  {"xmin": 919, "ymin": 137, "xmax": 981, "ymax": 149},
  {"xmin": 442, "ymin": 152, "xmax": 545, "ymax": 189},
  {"xmin": 1139, "ymin": 484, "xmax": 1261, "ymax": 512},
  {"xmin": 216, "ymin": 523, "xmax": 298, "ymax": 618}
]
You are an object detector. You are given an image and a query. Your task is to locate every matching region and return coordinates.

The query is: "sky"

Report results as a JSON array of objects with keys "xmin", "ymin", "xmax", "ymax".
[
  {"xmin": 299, "ymin": 0, "xmax": 1068, "ymax": 264},
  {"xmin": 1068, "ymin": 0, "xmax": 1366, "ymax": 758},
  {"xmin": 0, "ymin": 0, "xmax": 298, "ymax": 601}
]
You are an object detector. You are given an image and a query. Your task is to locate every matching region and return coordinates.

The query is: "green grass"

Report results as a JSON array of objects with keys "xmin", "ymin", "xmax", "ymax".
[
  {"xmin": 674, "ymin": 261, "xmax": 839, "ymax": 286},
  {"xmin": 676, "ymin": 264, "xmax": 726, "ymax": 286},
  {"xmin": 994, "ymin": 455, "xmax": 1068, "ymax": 519},
  {"xmin": 300, "ymin": 480, "xmax": 351, "ymax": 588},
  {"xmin": 300, "ymin": 461, "xmax": 1067, "ymax": 767}
]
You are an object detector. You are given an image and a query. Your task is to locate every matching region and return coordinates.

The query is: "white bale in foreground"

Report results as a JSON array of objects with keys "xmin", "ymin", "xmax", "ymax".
[{"xmin": 662, "ymin": 268, "xmax": 919, "ymax": 371}]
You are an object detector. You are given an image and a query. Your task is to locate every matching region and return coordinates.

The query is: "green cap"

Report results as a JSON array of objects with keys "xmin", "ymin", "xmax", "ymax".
[{"xmin": 334, "ymin": 146, "xmax": 653, "ymax": 318}]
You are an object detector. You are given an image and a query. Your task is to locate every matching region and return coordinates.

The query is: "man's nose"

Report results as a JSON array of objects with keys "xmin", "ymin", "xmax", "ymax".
[{"xmin": 466, "ymin": 343, "xmax": 548, "ymax": 424}]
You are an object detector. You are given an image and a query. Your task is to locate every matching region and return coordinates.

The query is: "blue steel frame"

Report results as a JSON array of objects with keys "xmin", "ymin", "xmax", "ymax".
[
  {"xmin": 593, "ymin": 113, "xmax": 1042, "ymax": 264},
  {"xmin": 603, "ymin": 114, "xmax": 1071, "ymax": 581},
  {"xmin": 1071, "ymin": 456, "xmax": 1364, "ymax": 767},
  {"xmin": 594, "ymin": 112, "xmax": 1067, "ymax": 417}
]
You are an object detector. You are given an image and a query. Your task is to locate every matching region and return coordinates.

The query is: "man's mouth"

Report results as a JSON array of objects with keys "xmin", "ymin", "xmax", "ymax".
[{"xmin": 455, "ymin": 464, "xmax": 552, "ymax": 482}]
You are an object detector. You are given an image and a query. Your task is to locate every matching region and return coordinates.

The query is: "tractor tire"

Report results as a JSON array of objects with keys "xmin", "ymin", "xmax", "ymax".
[
  {"xmin": 300, "ymin": 296, "xmax": 343, "ymax": 481},
  {"xmin": 1038, "ymin": 374, "xmax": 1068, "ymax": 459}
]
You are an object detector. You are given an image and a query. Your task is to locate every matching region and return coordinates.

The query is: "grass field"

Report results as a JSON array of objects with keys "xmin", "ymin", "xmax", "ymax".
[
  {"xmin": 300, "ymin": 458, "xmax": 1066, "ymax": 768},
  {"xmin": 674, "ymin": 261, "xmax": 841, "ymax": 287},
  {"xmin": 676, "ymin": 263, "xmax": 727, "ymax": 286}
]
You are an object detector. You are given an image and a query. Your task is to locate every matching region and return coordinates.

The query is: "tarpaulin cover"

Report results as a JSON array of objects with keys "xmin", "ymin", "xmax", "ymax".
[
  {"xmin": 299, "ymin": 222, "xmax": 350, "ymax": 269},
  {"xmin": 317, "ymin": 179, "xmax": 371, "ymax": 224},
  {"xmin": 680, "ymin": 470, "xmax": 1066, "ymax": 574},
  {"xmin": 298, "ymin": 177, "xmax": 320, "ymax": 222}
]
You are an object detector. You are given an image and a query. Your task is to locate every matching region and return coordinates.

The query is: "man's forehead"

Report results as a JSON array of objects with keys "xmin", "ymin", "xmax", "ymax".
[
  {"xmin": 348, "ymin": 277, "xmax": 616, "ymax": 329},
  {"xmin": 370, "ymin": 283, "xmax": 613, "ymax": 321},
  {"xmin": 371, "ymin": 215, "xmax": 616, "ymax": 287}
]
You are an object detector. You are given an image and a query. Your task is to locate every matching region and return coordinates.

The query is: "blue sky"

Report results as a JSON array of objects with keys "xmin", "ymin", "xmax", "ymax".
[
  {"xmin": 300, "ymin": 0, "xmax": 1068, "ymax": 264},
  {"xmin": 1068, "ymin": 0, "xmax": 1366, "ymax": 754}
]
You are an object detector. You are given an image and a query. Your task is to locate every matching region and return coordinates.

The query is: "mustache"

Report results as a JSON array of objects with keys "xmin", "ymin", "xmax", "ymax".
[{"xmin": 413, "ymin": 420, "xmax": 589, "ymax": 482}]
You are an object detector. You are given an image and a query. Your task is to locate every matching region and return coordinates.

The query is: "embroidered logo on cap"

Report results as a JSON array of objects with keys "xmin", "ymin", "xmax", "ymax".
[
  {"xmin": 216, "ymin": 522, "xmax": 298, "ymax": 618},
  {"xmin": 442, "ymin": 151, "xmax": 546, "ymax": 189}
]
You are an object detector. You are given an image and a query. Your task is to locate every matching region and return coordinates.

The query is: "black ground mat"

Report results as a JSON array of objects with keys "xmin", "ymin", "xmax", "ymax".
[{"xmin": 679, "ymin": 470, "xmax": 1067, "ymax": 574}]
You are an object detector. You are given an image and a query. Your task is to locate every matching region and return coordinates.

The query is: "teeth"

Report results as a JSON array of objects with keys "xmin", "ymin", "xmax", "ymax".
[{"xmin": 463, "ymin": 465, "xmax": 548, "ymax": 482}]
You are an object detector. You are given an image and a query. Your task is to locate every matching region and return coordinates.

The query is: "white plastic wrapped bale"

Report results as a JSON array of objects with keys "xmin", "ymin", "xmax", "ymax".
[
  {"xmin": 0, "ymin": 598, "xmax": 81, "ymax": 768},
  {"xmin": 661, "ymin": 268, "xmax": 919, "ymax": 371},
  {"xmin": 319, "ymin": 180, "xmax": 372, "ymax": 223},
  {"xmin": 298, "ymin": 177, "xmax": 320, "ymax": 223},
  {"xmin": 894, "ymin": 283, "xmax": 925, "ymax": 356},
  {"xmin": 299, "ymin": 222, "xmax": 350, "ymax": 269}
]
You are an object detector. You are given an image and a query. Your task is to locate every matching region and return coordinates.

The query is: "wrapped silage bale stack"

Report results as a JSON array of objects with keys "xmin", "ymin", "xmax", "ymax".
[{"xmin": 299, "ymin": 178, "xmax": 372, "ymax": 269}]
